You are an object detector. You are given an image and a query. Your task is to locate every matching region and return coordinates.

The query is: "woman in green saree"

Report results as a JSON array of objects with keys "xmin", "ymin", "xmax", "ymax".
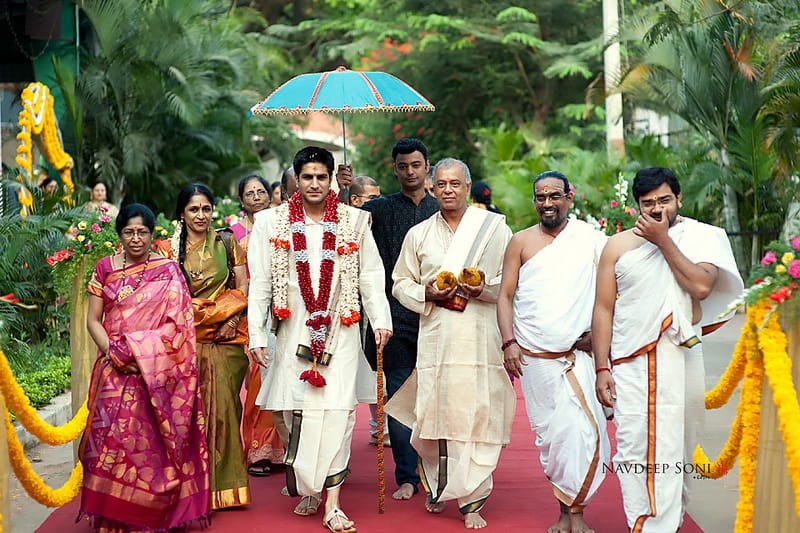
[{"xmin": 165, "ymin": 183, "xmax": 251, "ymax": 510}]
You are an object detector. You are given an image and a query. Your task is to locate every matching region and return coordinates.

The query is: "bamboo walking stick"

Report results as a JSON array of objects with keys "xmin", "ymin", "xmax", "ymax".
[{"xmin": 376, "ymin": 342, "xmax": 386, "ymax": 513}]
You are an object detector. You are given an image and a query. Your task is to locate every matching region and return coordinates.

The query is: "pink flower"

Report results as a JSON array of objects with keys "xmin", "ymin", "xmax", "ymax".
[
  {"xmin": 99, "ymin": 215, "xmax": 111, "ymax": 223},
  {"xmin": 99, "ymin": 205, "xmax": 109, "ymax": 213},
  {"xmin": 627, "ymin": 207, "xmax": 637, "ymax": 216},
  {"xmin": 789, "ymin": 260, "xmax": 800, "ymax": 279},
  {"xmin": 792, "ymin": 236, "xmax": 800, "ymax": 251},
  {"xmin": 84, "ymin": 243, "xmax": 92, "ymax": 250},
  {"xmin": 91, "ymin": 223, "xmax": 101, "ymax": 233},
  {"xmin": 610, "ymin": 200, "xmax": 618, "ymax": 208},
  {"xmin": 761, "ymin": 251, "xmax": 777, "ymax": 266}
]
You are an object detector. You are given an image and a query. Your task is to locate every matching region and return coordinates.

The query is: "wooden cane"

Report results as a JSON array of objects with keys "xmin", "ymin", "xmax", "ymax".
[{"xmin": 376, "ymin": 342, "xmax": 386, "ymax": 513}]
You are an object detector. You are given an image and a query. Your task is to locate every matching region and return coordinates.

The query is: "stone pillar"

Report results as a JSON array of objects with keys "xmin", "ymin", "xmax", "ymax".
[{"xmin": 753, "ymin": 316, "xmax": 800, "ymax": 530}]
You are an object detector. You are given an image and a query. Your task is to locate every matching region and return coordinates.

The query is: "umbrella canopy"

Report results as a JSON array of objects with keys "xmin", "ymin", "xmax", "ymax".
[
  {"xmin": 249, "ymin": 66, "xmax": 435, "ymax": 116},
  {"xmin": 249, "ymin": 66, "xmax": 435, "ymax": 165}
]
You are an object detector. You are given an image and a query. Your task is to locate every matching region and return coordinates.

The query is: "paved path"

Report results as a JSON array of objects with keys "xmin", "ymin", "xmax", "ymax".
[{"xmin": 10, "ymin": 314, "xmax": 747, "ymax": 532}]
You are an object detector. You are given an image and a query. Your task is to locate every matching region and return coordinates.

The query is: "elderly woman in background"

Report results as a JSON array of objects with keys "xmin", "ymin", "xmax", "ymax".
[
  {"xmin": 163, "ymin": 183, "xmax": 251, "ymax": 510},
  {"xmin": 83, "ymin": 181, "xmax": 119, "ymax": 217},
  {"xmin": 81, "ymin": 203, "xmax": 210, "ymax": 531},
  {"xmin": 230, "ymin": 175, "xmax": 287, "ymax": 477}
]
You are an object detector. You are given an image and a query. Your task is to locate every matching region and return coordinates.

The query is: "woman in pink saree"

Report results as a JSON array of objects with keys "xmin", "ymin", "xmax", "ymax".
[{"xmin": 81, "ymin": 203, "xmax": 210, "ymax": 532}]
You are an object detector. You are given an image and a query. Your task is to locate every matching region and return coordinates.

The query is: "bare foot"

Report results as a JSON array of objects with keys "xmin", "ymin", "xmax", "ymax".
[
  {"xmin": 392, "ymin": 483, "xmax": 416, "ymax": 500},
  {"xmin": 547, "ymin": 512, "xmax": 570, "ymax": 533},
  {"xmin": 463, "ymin": 512, "xmax": 487, "ymax": 529},
  {"xmin": 569, "ymin": 512, "xmax": 595, "ymax": 533},
  {"xmin": 425, "ymin": 501, "xmax": 446, "ymax": 513}
]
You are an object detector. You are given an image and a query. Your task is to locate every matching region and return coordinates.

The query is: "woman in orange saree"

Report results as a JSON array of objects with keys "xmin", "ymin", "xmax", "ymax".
[
  {"xmin": 231, "ymin": 175, "xmax": 286, "ymax": 477},
  {"xmin": 81, "ymin": 203, "xmax": 210, "ymax": 532}
]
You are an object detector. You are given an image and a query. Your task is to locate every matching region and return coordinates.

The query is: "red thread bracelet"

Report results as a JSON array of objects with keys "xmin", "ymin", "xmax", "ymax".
[
  {"xmin": 595, "ymin": 367, "xmax": 611, "ymax": 375},
  {"xmin": 501, "ymin": 338, "xmax": 518, "ymax": 351}
]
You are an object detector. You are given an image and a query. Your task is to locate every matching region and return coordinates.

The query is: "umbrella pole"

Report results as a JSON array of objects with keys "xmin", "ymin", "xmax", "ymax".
[
  {"xmin": 376, "ymin": 343, "xmax": 386, "ymax": 513},
  {"xmin": 341, "ymin": 112, "xmax": 347, "ymax": 165}
]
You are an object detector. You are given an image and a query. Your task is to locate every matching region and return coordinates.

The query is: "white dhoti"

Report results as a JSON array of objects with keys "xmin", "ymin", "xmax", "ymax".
[
  {"xmin": 284, "ymin": 409, "xmax": 356, "ymax": 496},
  {"xmin": 413, "ymin": 433, "xmax": 499, "ymax": 513},
  {"xmin": 612, "ymin": 335, "xmax": 705, "ymax": 532},
  {"xmin": 513, "ymin": 219, "xmax": 610, "ymax": 508},
  {"xmin": 519, "ymin": 350, "xmax": 609, "ymax": 508}
]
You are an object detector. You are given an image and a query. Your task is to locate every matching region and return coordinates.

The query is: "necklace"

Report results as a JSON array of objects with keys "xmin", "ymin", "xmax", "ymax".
[
  {"xmin": 117, "ymin": 251, "xmax": 151, "ymax": 302},
  {"xmin": 185, "ymin": 234, "xmax": 208, "ymax": 281}
]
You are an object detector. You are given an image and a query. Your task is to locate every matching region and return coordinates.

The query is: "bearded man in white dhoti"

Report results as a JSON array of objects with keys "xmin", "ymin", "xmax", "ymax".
[
  {"xmin": 592, "ymin": 167, "xmax": 743, "ymax": 533},
  {"xmin": 387, "ymin": 158, "xmax": 516, "ymax": 529},
  {"xmin": 248, "ymin": 146, "xmax": 392, "ymax": 533},
  {"xmin": 498, "ymin": 170, "xmax": 610, "ymax": 533}
]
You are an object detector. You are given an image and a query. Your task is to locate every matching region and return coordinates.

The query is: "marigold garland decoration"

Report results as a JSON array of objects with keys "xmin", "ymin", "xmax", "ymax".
[
  {"xmin": 0, "ymin": 347, "xmax": 88, "ymax": 445},
  {"xmin": 5, "ymin": 407, "xmax": 83, "ymax": 506},
  {"xmin": 695, "ymin": 298, "xmax": 800, "ymax": 532},
  {"xmin": 758, "ymin": 306, "xmax": 800, "ymax": 518},
  {"xmin": 15, "ymin": 82, "xmax": 75, "ymax": 214}
]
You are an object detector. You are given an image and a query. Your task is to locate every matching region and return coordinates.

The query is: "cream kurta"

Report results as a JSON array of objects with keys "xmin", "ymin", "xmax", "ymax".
[
  {"xmin": 248, "ymin": 204, "xmax": 392, "ymax": 411},
  {"xmin": 610, "ymin": 217, "xmax": 742, "ymax": 532},
  {"xmin": 514, "ymin": 219, "xmax": 610, "ymax": 508},
  {"xmin": 387, "ymin": 208, "xmax": 516, "ymax": 509}
]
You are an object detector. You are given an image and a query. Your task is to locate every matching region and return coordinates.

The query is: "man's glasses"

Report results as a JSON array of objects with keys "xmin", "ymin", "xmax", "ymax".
[
  {"xmin": 121, "ymin": 229, "xmax": 151, "ymax": 240},
  {"xmin": 243, "ymin": 190, "xmax": 269, "ymax": 199},
  {"xmin": 355, "ymin": 194, "xmax": 380, "ymax": 201},
  {"xmin": 534, "ymin": 192, "xmax": 567, "ymax": 204}
]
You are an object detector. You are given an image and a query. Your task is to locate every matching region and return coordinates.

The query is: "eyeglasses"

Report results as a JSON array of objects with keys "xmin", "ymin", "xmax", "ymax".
[
  {"xmin": 355, "ymin": 194, "xmax": 380, "ymax": 200},
  {"xmin": 243, "ymin": 190, "xmax": 269, "ymax": 199},
  {"xmin": 534, "ymin": 192, "xmax": 567, "ymax": 204},
  {"xmin": 121, "ymin": 229, "xmax": 152, "ymax": 240},
  {"xmin": 640, "ymin": 195, "xmax": 675, "ymax": 209}
]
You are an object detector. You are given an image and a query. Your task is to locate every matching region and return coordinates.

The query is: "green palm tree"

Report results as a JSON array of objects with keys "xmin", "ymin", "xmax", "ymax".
[
  {"xmin": 56, "ymin": 0, "xmax": 294, "ymax": 215},
  {"xmin": 618, "ymin": 2, "xmax": 785, "ymax": 270}
]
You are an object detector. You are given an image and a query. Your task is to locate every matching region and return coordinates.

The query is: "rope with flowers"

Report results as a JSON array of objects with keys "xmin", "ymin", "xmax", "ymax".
[
  {"xmin": 14, "ymin": 82, "xmax": 75, "ymax": 214},
  {"xmin": 376, "ymin": 343, "xmax": 386, "ymax": 513}
]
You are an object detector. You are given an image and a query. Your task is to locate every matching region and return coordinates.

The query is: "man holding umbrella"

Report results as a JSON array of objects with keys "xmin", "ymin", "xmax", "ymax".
[{"xmin": 361, "ymin": 138, "xmax": 439, "ymax": 501}]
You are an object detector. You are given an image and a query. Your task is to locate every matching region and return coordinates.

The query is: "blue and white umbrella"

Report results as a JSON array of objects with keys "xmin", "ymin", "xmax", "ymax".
[{"xmin": 249, "ymin": 66, "xmax": 435, "ymax": 163}]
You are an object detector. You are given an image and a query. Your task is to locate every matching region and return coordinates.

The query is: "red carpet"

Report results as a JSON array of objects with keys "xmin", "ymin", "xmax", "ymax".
[{"xmin": 39, "ymin": 382, "xmax": 703, "ymax": 532}]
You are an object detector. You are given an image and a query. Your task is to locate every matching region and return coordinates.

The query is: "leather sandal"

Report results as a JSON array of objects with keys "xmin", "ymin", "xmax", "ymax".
[{"xmin": 322, "ymin": 507, "xmax": 356, "ymax": 532}]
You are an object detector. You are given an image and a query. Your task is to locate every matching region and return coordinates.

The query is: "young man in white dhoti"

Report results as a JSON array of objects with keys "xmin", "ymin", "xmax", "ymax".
[
  {"xmin": 592, "ymin": 167, "xmax": 743, "ymax": 533},
  {"xmin": 248, "ymin": 146, "xmax": 393, "ymax": 533},
  {"xmin": 498, "ymin": 170, "xmax": 610, "ymax": 533},
  {"xmin": 387, "ymin": 158, "xmax": 516, "ymax": 529}
]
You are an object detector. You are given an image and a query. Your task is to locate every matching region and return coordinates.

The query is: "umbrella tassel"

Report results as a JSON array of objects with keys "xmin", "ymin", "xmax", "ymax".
[{"xmin": 377, "ymin": 343, "xmax": 386, "ymax": 514}]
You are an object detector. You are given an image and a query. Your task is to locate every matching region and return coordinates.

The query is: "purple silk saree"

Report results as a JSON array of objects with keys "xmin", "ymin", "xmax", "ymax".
[{"xmin": 79, "ymin": 255, "xmax": 210, "ymax": 531}]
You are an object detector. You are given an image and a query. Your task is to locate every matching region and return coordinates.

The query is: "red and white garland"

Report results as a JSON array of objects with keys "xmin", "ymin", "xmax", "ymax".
[{"xmin": 269, "ymin": 191, "xmax": 361, "ymax": 387}]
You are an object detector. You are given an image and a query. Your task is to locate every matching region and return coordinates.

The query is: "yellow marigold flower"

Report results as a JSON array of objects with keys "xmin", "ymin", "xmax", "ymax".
[
  {"xmin": 775, "ymin": 264, "xmax": 787, "ymax": 274},
  {"xmin": 155, "ymin": 225, "xmax": 163, "ymax": 231},
  {"xmin": 782, "ymin": 252, "xmax": 795, "ymax": 265},
  {"xmin": 104, "ymin": 241, "xmax": 113, "ymax": 248},
  {"xmin": 77, "ymin": 221, "xmax": 87, "ymax": 230},
  {"xmin": 161, "ymin": 229, "xmax": 168, "ymax": 236},
  {"xmin": 77, "ymin": 235, "xmax": 85, "ymax": 242}
]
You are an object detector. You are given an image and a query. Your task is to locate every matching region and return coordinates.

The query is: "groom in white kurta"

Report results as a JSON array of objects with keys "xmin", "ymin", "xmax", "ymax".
[
  {"xmin": 498, "ymin": 171, "xmax": 610, "ymax": 533},
  {"xmin": 593, "ymin": 167, "xmax": 742, "ymax": 533},
  {"xmin": 387, "ymin": 158, "xmax": 516, "ymax": 530},
  {"xmin": 248, "ymin": 147, "xmax": 392, "ymax": 532}
]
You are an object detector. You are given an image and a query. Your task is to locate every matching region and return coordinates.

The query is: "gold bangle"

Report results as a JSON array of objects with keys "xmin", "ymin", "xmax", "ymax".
[{"xmin": 227, "ymin": 319, "xmax": 238, "ymax": 328}]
